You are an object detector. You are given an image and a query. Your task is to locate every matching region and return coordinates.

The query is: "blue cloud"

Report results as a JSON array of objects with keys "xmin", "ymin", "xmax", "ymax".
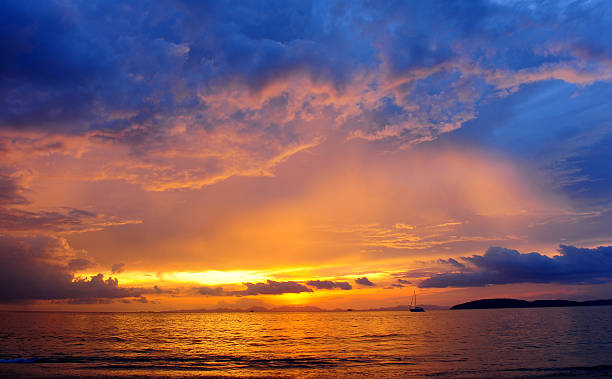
[
  {"xmin": 2, "ymin": 0, "xmax": 612, "ymax": 193},
  {"xmin": 420, "ymin": 245, "xmax": 612, "ymax": 288},
  {"xmin": 1, "ymin": 0, "xmax": 610, "ymax": 133}
]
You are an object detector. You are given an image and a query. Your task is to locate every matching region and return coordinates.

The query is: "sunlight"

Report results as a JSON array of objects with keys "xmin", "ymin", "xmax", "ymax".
[{"xmin": 163, "ymin": 270, "xmax": 269, "ymax": 285}]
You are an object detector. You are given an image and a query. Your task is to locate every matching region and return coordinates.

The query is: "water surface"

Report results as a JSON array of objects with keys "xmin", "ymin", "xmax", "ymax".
[{"xmin": 1, "ymin": 307, "xmax": 612, "ymax": 377}]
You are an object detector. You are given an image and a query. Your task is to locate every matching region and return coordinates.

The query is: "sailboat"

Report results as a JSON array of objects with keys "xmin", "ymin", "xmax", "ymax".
[{"xmin": 410, "ymin": 290, "xmax": 425, "ymax": 312}]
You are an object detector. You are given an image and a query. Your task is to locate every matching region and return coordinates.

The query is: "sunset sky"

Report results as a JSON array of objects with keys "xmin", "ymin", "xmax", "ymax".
[{"xmin": 2, "ymin": 0, "xmax": 612, "ymax": 311}]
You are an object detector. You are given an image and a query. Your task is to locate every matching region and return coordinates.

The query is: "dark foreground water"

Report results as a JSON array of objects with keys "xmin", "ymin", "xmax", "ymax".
[{"xmin": 1, "ymin": 307, "xmax": 612, "ymax": 378}]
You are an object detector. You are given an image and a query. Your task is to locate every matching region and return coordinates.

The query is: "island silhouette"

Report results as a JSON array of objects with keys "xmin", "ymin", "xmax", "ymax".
[{"xmin": 451, "ymin": 298, "xmax": 612, "ymax": 310}]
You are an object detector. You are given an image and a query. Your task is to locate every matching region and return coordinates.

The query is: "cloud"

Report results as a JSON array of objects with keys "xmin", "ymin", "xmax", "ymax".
[
  {"xmin": 0, "ymin": 234, "xmax": 145, "ymax": 302},
  {"xmin": 67, "ymin": 258, "xmax": 94, "ymax": 271},
  {"xmin": 394, "ymin": 223, "xmax": 414, "ymax": 230},
  {"xmin": 0, "ymin": 168, "xmax": 140, "ymax": 235},
  {"xmin": 0, "ymin": 205, "xmax": 142, "ymax": 236},
  {"xmin": 197, "ymin": 280, "xmax": 313, "ymax": 297},
  {"xmin": 0, "ymin": 0, "xmax": 611, "ymax": 310},
  {"xmin": 153, "ymin": 285, "xmax": 179, "ymax": 296},
  {"xmin": 355, "ymin": 277, "xmax": 375, "ymax": 287},
  {"xmin": 118, "ymin": 296, "xmax": 152, "ymax": 304},
  {"xmin": 0, "ymin": 169, "xmax": 141, "ymax": 235},
  {"xmin": 0, "ymin": 171, "xmax": 28, "ymax": 205},
  {"xmin": 420, "ymin": 245, "xmax": 612, "ymax": 288},
  {"xmin": 306, "ymin": 280, "xmax": 352, "ymax": 290},
  {"xmin": 0, "ymin": 0, "xmax": 113, "ymax": 130},
  {"xmin": 2, "ymin": 0, "xmax": 612, "ymax": 192},
  {"xmin": 0, "ymin": 207, "xmax": 139, "ymax": 234},
  {"xmin": 438, "ymin": 258, "xmax": 466, "ymax": 269},
  {"xmin": 134, "ymin": 296, "xmax": 149, "ymax": 304},
  {"xmin": 111, "ymin": 263, "xmax": 125, "ymax": 274},
  {"xmin": 196, "ymin": 286, "xmax": 225, "ymax": 296},
  {"xmin": 236, "ymin": 280, "xmax": 313, "ymax": 295},
  {"xmin": 397, "ymin": 279, "xmax": 412, "ymax": 285}
]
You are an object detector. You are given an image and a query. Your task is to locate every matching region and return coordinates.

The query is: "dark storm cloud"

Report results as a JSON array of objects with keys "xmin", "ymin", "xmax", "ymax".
[
  {"xmin": 0, "ymin": 0, "xmax": 114, "ymax": 130},
  {"xmin": 355, "ymin": 277, "xmax": 375, "ymax": 286},
  {"xmin": 2, "ymin": 0, "xmax": 611, "ymax": 134},
  {"xmin": 197, "ymin": 280, "xmax": 313, "ymax": 297},
  {"xmin": 306, "ymin": 280, "xmax": 352, "ymax": 290},
  {"xmin": 372, "ymin": 1, "xmax": 490, "ymax": 77},
  {"xmin": 0, "ymin": 0, "xmax": 361, "ymax": 132},
  {"xmin": 2, "ymin": 0, "xmax": 612, "ymax": 196},
  {"xmin": 420, "ymin": 245, "xmax": 612, "ymax": 288},
  {"xmin": 0, "ymin": 234, "xmax": 145, "ymax": 303}
]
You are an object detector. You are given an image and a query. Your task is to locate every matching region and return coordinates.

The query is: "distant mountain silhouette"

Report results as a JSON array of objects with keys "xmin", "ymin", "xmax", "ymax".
[
  {"xmin": 162, "ymin": 304, "xmax": 450, "ymax": 313},
  {"xmin": 268, "ymin": 305, "xmax": 324, "ymax": 312},
  {"xmin": 451, "ymin": 298, "xmax": 612, "ymax": 310},
  {"xmin": 363, "ymin": 304, "xmax": 448, "ymax": 311},
  {"xmin": 164, "ymin": 305, "xmax": 324, "ymax": 313}
]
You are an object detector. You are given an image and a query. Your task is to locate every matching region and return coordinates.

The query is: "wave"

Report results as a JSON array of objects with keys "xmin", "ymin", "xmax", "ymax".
[
  {"xmin": 0, "ymin": 353, "xmax": 418, "ymax": 371},
  {"xmin": 361, "ymin": 333, "xmax": 406, "ymax": 338},
  {"xmin": 10, "ymin": 354, "xmax": 341, "ymax": 370},
  {"xmin": 500, "ymin": 364, "xmax": 612, "ymax": 373},
  {"xmin": 0, "ymin": 358, "xmax": 37, "ymax": 363},
  {"xmin": 430, "ymin": 365, "xmax": 612, "ymax": 378}
]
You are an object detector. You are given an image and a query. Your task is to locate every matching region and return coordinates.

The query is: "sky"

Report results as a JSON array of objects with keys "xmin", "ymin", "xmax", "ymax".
[{"xmin": 2, "ymin": 0, "xmax": 612, "ymax": 311}]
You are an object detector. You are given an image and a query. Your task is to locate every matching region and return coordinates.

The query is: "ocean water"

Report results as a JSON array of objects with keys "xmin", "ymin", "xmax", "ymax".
[{"xmin": 1, "ymin": 307, "xmax": 612, "ymax": 378}]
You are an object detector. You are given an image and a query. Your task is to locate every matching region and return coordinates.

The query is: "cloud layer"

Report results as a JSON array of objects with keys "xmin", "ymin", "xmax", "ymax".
[
  {"xmin": 197, "ymin": 280, "xmax": 313, "ymax": 297},
  {"xmin": 2, "ymin": 1, "xmax": 612, "ymax": 309},
  {"xmin": 355, "ymin": 277, "xmax": 375, "ymax": 287},
  {"xmin": 2, "ymin": 0, "xmax": 612, "ymax": 191},
  {"xmin": 306, "ymin": 280, "xmax": 352, "ymax": 290},
  {"xmin": 420, "ymin": 245, "xmax": 612, "ymax": 288},
  {"xmin": 0, "ymin": 234, "xmax": 143, "ymax": 302}
]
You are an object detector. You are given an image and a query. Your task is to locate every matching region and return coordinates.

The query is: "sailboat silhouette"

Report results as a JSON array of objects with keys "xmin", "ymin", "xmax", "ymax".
[{"xmin": 410, "ymin": 290, "xmax": 425, "ymax": 312}]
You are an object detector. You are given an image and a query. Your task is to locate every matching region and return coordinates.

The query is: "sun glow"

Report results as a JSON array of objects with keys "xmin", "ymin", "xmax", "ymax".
[
  {"xmin": 75, "ymin": 270, "xmax": 271, "ymax": 286},
  {"xmin": 162, "ymin": 270, "xmax": 269, "ymax": 285}
]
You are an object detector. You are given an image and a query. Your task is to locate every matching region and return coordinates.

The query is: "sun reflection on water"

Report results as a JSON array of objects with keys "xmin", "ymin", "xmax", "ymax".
[{"xmin": 1, "ymin": 308, "xmax": 611, "ymax": 377}]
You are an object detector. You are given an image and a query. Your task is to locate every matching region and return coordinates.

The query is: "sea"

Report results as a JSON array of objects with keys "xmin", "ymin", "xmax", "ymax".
[{"xmin": 1, "ymin": 307, "xmax": 612, "ymax": 378}]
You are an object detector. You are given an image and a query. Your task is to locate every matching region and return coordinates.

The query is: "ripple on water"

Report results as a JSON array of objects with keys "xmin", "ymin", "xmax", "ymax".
[{"xmin": 1, "ymin": 308, "xmax": 612, "ymax": 377}]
